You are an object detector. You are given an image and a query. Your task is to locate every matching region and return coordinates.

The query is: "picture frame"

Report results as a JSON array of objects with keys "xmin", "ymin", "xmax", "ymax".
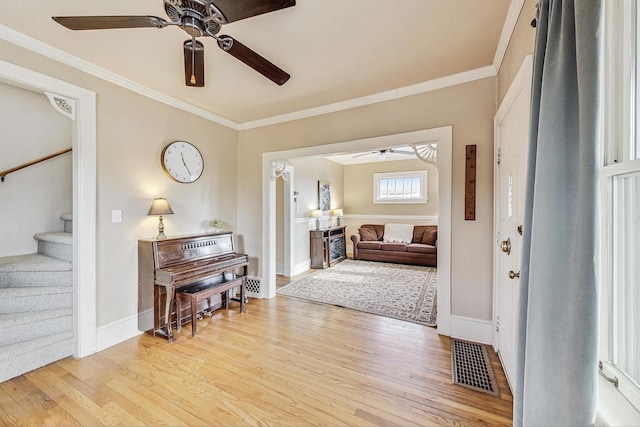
[{"xmin": 318, "ymin": 180, "xmax": 330, "ymax": 211}]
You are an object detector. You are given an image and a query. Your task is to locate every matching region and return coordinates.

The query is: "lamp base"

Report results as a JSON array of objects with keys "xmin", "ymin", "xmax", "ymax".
[
  {"xmin": 156, "ymin": 215, "xmax": 167, "ymax": 239},
  {"xmin": 315, "ymin": 218, "xmax": 320, "ymax": 230}
]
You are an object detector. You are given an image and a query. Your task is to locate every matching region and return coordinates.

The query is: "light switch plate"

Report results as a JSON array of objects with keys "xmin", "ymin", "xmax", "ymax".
[{"xmin": 111, "ymin": 210, "xmax": 123, "ymax": 223}]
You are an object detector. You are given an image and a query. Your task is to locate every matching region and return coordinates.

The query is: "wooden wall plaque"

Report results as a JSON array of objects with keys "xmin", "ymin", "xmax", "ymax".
[{"xmin": 465, "ymin": 145, "xmax": 477, "ymax": 221}]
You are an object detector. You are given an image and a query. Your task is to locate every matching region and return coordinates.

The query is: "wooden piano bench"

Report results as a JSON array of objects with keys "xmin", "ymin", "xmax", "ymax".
[{"xmin": 175, "ymin": 276, "xmax": 246, "ymax": 337}]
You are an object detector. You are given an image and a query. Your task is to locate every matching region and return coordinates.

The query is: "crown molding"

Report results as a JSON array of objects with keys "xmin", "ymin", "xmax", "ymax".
[
  {"xmin": 0, "ymin": 24, "xmax": 239, "ymax": 130},
  {"xmin": 238, "ymin": 65, "xmax": 497, "ymax": 130},
  {"xmin": 1, "ymin": 0, "xmax": 522, "ymax": 133},
  {"xmin": 493, "ymin": 0, "xmax": 527, "ymax": 73}
]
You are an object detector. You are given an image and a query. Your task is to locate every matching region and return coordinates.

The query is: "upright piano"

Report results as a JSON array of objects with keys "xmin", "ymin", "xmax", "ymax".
[{"xmin": 138, "ymin": 231, "xmax": 248, "ymax": 342}]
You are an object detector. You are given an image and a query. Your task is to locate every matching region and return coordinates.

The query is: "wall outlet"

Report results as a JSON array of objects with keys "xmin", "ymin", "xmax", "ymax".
[{"xmin": 111, "ymin": 209, "xmax": 123, "ymax": 223}]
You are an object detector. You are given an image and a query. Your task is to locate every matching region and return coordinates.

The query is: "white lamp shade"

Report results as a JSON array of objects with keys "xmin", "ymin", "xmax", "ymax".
[
  {"xmin": 331, "ymin": 209, "xmax": 343, "ymax": 217},
  {"xmin": 310, "ymin": 209, "xmax": 322, "ymax": 218}
]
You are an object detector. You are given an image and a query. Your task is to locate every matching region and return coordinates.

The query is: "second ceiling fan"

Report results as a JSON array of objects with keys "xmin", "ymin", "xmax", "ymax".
[{"xmin": 52, "ymin": 0, "xmax": 295, "ymax": 87}]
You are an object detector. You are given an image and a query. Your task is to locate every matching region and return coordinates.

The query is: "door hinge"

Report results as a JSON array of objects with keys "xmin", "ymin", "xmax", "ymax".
[
  {"xmin": 497, "ymin": 148, "xmax": 501, "ymax": 165},
  {"xmin": 495, "ymin": 316, "xmax": 500, "ymax": 332}
]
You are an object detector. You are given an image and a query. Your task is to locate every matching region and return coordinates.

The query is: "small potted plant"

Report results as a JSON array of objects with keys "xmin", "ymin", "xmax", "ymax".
[{"xmin": 210, "ymin": 218, "xmax": 223, "ymax": 232}]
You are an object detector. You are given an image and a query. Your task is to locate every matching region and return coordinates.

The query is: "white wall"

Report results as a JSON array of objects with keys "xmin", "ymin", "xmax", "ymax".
[{"xmin": 0, "ymin": 82, "xmax": 72, "ymax": 257}]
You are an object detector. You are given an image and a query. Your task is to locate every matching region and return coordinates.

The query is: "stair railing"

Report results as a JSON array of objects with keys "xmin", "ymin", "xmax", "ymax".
[{"xmin": 0, "ymin": 148, "xmax": 72, "ymax": 182}]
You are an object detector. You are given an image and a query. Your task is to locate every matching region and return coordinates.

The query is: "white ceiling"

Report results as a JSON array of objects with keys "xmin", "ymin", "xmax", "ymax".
[
  {"xmin": 0, "ymin": 0, "xmax": 516, "ymax": 128},
  {"xmin": 326, "ymin": 146, "xmax": 418, "ymax": 165}
]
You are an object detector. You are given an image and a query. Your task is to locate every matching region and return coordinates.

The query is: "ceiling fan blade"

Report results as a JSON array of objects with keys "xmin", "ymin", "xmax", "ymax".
[
  {"xmin": 52, "ymin": 16, "xmax": 168, "ymax": 30},
  {"xmin": 217, "ymin": 36, "xmax": 290, "ymax": 85},
  {"xmin": 352, "ymin": 151, "xmax": 377, "ymax": 158},
  {"xmin": 184, "ymin": 40, "xmax": 205, "ymax": 87},
  {"xmin": 390, "ymin": 149, "xmax": 415, "ymax": 156},
  {"xmin": 212, "ymin": 0, "xmax": 295, "ymax": 23}
]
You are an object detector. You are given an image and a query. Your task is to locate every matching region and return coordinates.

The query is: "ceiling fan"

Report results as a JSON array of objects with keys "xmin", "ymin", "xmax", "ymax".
[
  {"xmin": 52, "ymin": 0, "xmax": 295, "ymax": 87},
  {"xmin": 353, "ymin": 148, "xmax": 415, "ymax": 160}
]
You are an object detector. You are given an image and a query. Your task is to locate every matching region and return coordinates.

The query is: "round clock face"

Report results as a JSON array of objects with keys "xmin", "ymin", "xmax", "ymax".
[{"xmin": 161, "ymin": 141, "xmax": 204, "ymax": 183}]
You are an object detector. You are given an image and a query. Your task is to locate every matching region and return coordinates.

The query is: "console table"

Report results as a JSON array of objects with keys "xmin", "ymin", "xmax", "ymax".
[{"xmin": 310, "ymin": 226, "xmax": 347, "ymax": 269}]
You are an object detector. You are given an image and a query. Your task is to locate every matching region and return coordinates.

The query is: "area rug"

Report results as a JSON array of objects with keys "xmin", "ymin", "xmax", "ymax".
[{"xmin": 278, "ymin": 259, "xmax": 437, "ymax": 327}]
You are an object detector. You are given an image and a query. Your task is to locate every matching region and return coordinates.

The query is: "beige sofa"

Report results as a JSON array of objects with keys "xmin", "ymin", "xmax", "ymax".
[{"xmin": 350, "ymin": 224, "xmax": 437, "ymax": 267}]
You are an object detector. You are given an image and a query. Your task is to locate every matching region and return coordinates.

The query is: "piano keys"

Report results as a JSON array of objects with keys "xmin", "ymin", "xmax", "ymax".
[{"xmin": 138, "ymin": 231, "xmax": 248, "ymax": 342}]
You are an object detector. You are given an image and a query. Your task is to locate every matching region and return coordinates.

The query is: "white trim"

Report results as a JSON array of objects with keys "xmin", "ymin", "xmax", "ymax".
[
  {"xmin": 262, "ymin": 160, "xmax": 278, "ymax": 299},
  {"xmin": 450, "ymin": 315, "xmax": 494, "ymax": 345},
  {"xmin": 0, "ymin": 59, "xmax": 98, "ymax": 358},
  {"xmin": 493, "ymin": 54, "xmax": 533, "ymax": 350},
  {"xmin": 293, "ymin": 258, "xmax": 311, "ymax": 276},
  {"xmin": 45, "ymin": 92, "xmax": 76, "ymax": 120},
  {"xmin": 96, "ymin": 312, "xmax": 143, "ymax": 352},
  {"xmin": 262, "ymin": 127, "xmax": 453, "ymax": 337},
  {"xmin": 0, "ymin": 8, "xmax": 523, "ymax": 133},
  {"xmin": 493, "ymin": 0, "xmax": 527, "ymax": 73},
  {"xmin": 0, "ymin": 22, "xmax": 512, "ymax": 132},
  {"xmin": 241, "ymin": 67, "xmax": 495, "ymax": 130},
  {"xmin": 294, "ymin": 216, "xmax": 321, "ymax": 224},
  {"xmin": 0, "ymin": 24, "xmax": 238, "ymax": 131},
  {"xmin": 282, "ymin": 165, "xmax": 295, "ymax": 277},
  {"xmin": 343, "ymin": 214, "xmax": 438, "ymax": 221},
  {"xmin": 597, "ymin": 375, "xmax": 640, "ymax": 426}
]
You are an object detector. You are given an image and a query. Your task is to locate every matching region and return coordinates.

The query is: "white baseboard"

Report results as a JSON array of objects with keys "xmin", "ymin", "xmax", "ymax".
[
  {"xmin": 96, "ymin": 311, "xmax": 145, "ymax": 352},
  {"xmin": 449, "ymin": 315, "xmax": 494, "ymax": 345},
  {"xmin": 293, "ymin": 258, "xmax": 311, "ymax": 276}
]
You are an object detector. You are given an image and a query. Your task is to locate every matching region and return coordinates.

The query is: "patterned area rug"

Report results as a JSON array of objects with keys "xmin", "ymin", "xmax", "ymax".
[{"xmin": 278, "ymin": 259, "xmax": 437, "ymax": 327}]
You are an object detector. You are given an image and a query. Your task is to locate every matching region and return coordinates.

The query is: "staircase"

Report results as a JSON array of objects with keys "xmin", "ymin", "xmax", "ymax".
[{"xmin": 0, "ymin": 213, "xmax": 74, "ymax": 383}]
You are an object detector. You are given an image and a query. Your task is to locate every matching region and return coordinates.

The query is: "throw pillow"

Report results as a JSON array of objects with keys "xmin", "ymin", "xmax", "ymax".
[
  {"xmin": 422, "ymin": 230, "xmax": 437, "ymax": 245},
  {"xmin": 359, "ymin": 227, "xmax": 379, "ymax": 241}
]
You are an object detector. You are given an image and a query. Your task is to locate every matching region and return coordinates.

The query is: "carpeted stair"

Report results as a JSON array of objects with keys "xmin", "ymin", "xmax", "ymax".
[{"xmin": 0, "ymin": 213, "xmax": 73, "ymax": 383}]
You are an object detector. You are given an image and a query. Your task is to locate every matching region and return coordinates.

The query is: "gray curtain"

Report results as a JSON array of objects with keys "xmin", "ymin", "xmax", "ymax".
[{"xmin": 514, "ymin": 1, "xmax": 601, "ymax": 426}]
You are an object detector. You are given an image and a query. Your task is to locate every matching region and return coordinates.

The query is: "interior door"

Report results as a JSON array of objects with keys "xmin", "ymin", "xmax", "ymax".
[{"xmin": 494, "ymin": 57, "xmax": 532, "ymax": 391}]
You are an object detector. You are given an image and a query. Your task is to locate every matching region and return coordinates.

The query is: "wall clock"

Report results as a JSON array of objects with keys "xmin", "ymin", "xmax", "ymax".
[{"xmin": 161, "ymin": 141, "xmax": 203, "ymax": 183}]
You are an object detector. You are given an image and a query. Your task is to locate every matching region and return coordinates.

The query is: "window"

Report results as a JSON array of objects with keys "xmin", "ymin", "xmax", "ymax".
[
  {"xmin": 600, "ymin": 0, "xmax": 640, "ymax": 419},
  {"xmin": 373, "ymin": 170, "xmax": 427, "ymax": 204}
]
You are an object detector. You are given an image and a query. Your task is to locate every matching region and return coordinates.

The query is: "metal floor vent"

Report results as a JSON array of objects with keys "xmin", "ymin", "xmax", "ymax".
[{"xmin": 450, "ymin": 338, "xmax": 500, "ymax": 396}]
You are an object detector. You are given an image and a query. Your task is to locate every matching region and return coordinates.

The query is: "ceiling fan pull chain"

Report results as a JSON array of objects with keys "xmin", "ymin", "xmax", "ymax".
[{"xmin": 190, "ymin": 19, "xmax": 197, "ymax": 85}]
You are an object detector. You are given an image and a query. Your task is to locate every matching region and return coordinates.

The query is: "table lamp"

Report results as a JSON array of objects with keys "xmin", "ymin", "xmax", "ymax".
[
  {"xmin": 331, "ymin": 208, "xmax": 344, "ymax": 226},
  {"xmin": 148, "ymin": 197, "xmax": 174, "ymax": 239},
  {"xmin": 310, "ymin": 209, "xmax": 322, "ymax": 230}
]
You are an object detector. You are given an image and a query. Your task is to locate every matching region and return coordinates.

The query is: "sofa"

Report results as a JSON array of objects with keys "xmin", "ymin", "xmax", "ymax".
[{"xmin": 350, "ymin": 224, "xmax": 437, "ymax": 267}]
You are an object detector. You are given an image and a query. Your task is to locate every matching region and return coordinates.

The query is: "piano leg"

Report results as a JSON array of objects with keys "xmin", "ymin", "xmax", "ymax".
[
  {"xmin": 175, "ymin": 295, "xmax": 182, "ymax": 332},
  {"xmin": 240, "ymin": 276, "xmax": 246, "ymax": 313},
  {"xmin": 162, "ymin": 284, "xmax": 176, "ymax": 342},
  {"xmin": 190, "ymin": 294, "xmax": 198, "ymax": 337}
]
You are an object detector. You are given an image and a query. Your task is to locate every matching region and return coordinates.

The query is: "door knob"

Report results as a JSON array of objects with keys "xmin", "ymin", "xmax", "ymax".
[
  {"xmin": 508, "ymin": 270, "xmax": 520, "ymax": 279},
  {"xmin": 500, "ymin": 238, "xmax": 511, "ymax": 255}
]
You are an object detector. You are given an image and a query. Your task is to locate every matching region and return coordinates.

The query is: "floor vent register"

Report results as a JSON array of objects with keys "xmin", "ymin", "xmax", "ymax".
[{"xmin": 450, "ymin": 338, "xmax": 500, "ymax": 396}]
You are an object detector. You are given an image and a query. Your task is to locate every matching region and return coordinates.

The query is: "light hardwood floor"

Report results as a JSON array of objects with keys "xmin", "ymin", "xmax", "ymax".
[{"xmin": 0, "ymin": 288, "xmax": 513, "ymax": 426}]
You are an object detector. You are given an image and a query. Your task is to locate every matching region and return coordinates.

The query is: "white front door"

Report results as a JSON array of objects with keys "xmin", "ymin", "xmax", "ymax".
[{"xmin": 494, "ymin": 56, "xmax": 532, "ymax": 390}]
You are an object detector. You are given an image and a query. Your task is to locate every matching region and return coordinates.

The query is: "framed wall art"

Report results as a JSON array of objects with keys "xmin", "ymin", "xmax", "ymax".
[{"xmin": 318, "ymin": 180, "xmax": 330, "ymax": 211}]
